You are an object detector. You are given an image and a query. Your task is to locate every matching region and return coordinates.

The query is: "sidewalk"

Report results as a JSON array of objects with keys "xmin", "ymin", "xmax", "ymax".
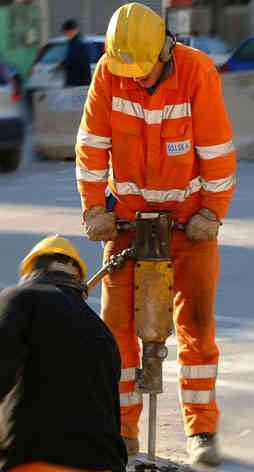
[{"xmin": 221, "ymin": 71, "xmax": 254, "ymax": 161}]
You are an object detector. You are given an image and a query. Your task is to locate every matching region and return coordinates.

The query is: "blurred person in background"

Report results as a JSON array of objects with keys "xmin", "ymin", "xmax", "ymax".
[
  {"xmin": 0, "ymin": 235, "xmax": 127, "ymax": 472},
  {"xmin": 60, "ymin": 18, "xmax": 91, "ymax": 87}
]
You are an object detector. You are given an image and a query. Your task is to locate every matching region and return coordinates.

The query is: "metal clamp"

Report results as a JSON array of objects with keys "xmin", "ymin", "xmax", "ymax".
[{"xmin": 105, "ymin": 247, "xmax": 136, "ymax": 274}]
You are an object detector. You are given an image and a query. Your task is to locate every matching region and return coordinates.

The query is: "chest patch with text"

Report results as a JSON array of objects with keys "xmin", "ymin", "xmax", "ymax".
[{"xmin": 166, "ymin": 140, "xmax": 190, "ymax": 156}]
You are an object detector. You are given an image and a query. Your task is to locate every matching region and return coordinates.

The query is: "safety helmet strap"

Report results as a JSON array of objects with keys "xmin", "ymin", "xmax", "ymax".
[{"xmin": 159, "ymin": 31, "xmax": 176, "ymax": 62}]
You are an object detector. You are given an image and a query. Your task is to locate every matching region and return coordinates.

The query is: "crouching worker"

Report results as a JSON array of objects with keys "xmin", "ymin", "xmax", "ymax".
[{"xmin": 0, "ymin": 235, "xmax": 127, "ymax": 472}]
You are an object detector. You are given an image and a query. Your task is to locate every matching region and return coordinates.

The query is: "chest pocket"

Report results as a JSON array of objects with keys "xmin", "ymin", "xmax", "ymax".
[
  {"xmin": 161, "ymin": 119, "xmax": 192, "ymax": 160},
  {"xmin": 111, "ymin": 113, "xmax": 143, "ymax": 135},
  {"xmin": 110, "ymin": 113, "xmax": 143, "ymax": 167}
]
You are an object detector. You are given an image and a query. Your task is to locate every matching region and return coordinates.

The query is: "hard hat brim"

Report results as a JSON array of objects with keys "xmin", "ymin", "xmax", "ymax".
[
  {"xmin": 107, "ymin": 56, "xmax": 155, "ymax": 78},
  {"xmin": 20, "ymin": 247, "xmax": 87, "ymax": 281}
]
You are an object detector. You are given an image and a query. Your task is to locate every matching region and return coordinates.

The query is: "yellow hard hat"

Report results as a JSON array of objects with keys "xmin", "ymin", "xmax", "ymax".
[
  {"xmin": 20, "ymin": 234, "xmax": 87, "ymax": 280},
  {"xmin": 105, "ymin": 2, "xmax": 165, "ymax": 78}
]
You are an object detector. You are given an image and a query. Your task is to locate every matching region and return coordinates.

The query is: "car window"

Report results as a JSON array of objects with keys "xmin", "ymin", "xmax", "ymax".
[
  {"xmin": 193, "ymin": 37, "xmax": 230, "ymax": 55},
  {"xmin": 86, "ymin": 41, "xmax": 104, "ymax": 64},
  {"xmin": 38, "ymin": 43, "xmax": 68, "ymax": 64},
  {"xmin": 177, "ymin": 36, "xmax": 191, "ymax": 46},
  {"xmin": 177, "ymin": 35, "xmax": 230, "ymax": 55},
  {"xmin": 233, "ymin": 39, "xmax": 254, "ymax": 61},
  {"xmin": 193, "ymin": 37, "xmax": 210, "ymax": 54},
  {"xmin": 209, "ymin": 38, "xmax": 230, "ymax": 54}
]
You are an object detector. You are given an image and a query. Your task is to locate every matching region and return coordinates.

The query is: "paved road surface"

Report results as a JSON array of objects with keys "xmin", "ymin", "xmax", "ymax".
[{"xmin": 0, "ymin": 146, "xmax": 254, "ymax": 471}]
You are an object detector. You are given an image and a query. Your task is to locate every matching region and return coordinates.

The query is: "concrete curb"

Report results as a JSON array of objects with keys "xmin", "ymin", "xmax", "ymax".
[
  {"xmin": 221, "ymin": 71, "xmax": 254, "ymax": 162},
  {"xmin": 234, "ymin": 135, "xmax": 254, "ymax": 161}
]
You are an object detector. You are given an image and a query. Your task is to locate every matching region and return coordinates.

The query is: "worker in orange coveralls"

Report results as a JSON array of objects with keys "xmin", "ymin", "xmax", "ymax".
[{"xmin": 75, "ymin": 2, "xmax": 236, "ymax": 466}]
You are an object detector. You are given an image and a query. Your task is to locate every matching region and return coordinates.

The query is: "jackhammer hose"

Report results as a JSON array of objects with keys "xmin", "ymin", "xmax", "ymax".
[{"xmin": 87, "ymin": 266, "xmax": 108, "ymax": 292}]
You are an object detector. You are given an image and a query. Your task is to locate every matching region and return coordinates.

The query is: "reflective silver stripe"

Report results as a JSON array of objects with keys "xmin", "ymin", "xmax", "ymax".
[
  {"xmin": 163, "ymin": 103, "xmax": 191, "ymax": 120},
  {"xmin": 201, "ymin": 173, "xmax": 236, "ymax": 193},
  {"xmin": 120, "ymin": 392, "xmax": 142, "ymax": 407},
  {"xmin": 112, "ymin": 97, "xmax": 191, "ymax": 124},
  {"xmin": 178, "ymin": 364, "xmax": 218, "ymax": 379},
  {"xmin": 196, "ymin": 139, "xmax": 235, "ymax": 160},
  {"xmin": 179, "ymin": 388, "xmax": 216, "ymax": 404},
  {"xmin": 120, "ymin": 367, "xmax": 136, "ymax": 382},
  {"xmin": 77, "ymin": 128, "xmax": 112, "ymax": 149},
  {"xmin": 145, "ymin": 109, "xmax": 163, "ymax": 125},
  {"xmin": 112, "ymin": 97, "xmax": 146, "ymax": 120},
  {"xmin": 111, "ymin": 176, "xmax": 201, "ymax": 203},
  {"xmin": 76, "ymin": 166, "xmax": 109, "ymax": 182}
]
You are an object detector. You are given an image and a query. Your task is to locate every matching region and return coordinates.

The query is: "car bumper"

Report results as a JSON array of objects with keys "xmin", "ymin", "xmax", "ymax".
[{"xmin": 0, "ymin": 117, "xmax": 24, "ymax": 149}]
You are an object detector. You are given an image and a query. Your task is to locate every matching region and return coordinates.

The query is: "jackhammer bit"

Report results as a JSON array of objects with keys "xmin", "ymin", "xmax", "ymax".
[{"xmin": 135, "ymin": 342, "xmax": 168, "ymax": 461}]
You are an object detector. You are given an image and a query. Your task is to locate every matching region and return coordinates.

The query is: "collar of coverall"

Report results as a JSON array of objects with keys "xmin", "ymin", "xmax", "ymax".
[
  {"xmin": 119, "ymin": 46, "xmax": 178, "ymax": 91},
  {"xmin": 19, "ymin": 270, "xmax": 88, "ymax": 300}
]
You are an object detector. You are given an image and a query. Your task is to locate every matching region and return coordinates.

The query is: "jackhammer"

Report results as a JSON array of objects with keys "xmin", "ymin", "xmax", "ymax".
[{"xmin": 87, "ymin": 211, "xmax": 185, "ymax": 469}]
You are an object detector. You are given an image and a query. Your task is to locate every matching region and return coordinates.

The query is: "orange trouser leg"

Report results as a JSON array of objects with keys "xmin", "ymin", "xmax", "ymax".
[
  {"xmin": 7, "ymin": 463, "xmax": 112, "ymax": 472},
  {"xmin": 102, "ymin": 233, "xmax": 142, "ymax": 439},
  {"xmin": 102, "ymin": 232, "xmax": 219, "ymax": 439},
  {"xmin": 172, "ymin": 234, "xmax": 219, "ymax": 437}
]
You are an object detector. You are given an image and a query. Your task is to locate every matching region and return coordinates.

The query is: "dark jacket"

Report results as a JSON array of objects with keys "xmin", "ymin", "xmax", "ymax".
[
  {"xmin": 0, "ymin": 271, "xmax": 127, "ymax": 472},
  {"xmin": 63, "ymin": 33, "xmax": 91, "ymax": 86}
]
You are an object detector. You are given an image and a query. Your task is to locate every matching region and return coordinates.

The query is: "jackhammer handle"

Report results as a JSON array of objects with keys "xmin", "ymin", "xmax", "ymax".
[
  {"xmin": 174, "ymin": 221, "xmax": 186, "ymax": 232},
  {"xmin": 87, "ymin": 266, "xmax": 108, "ymax": 292},
  {"xmin": 116, "ymin": 219, "xmax": 186, "ymax": 232},
  {"xmin": 116, "ymin": 220, "xmax": 136, "ymax": 232}
]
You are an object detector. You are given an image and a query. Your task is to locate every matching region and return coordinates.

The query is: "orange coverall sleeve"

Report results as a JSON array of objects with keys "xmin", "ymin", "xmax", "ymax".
[
  {"xmin": 191, "ymin": 60, "xmax": 236, "ymax": 220},
  {"xmin": 75, "ymin": 57, "xmax": 112, "ymax": 211}
]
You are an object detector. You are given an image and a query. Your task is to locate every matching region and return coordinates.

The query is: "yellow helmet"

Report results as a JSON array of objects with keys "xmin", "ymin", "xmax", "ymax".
[
  {"xmin": 20, "ymin": 234, "xmax": 87, "ymax": 280},
  {"xmin": 105, "ymin": 2, "xmax": 165, "ymax": 78}
]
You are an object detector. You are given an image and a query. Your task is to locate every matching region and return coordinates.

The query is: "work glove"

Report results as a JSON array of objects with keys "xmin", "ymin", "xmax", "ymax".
[
  {"xmin": 186, "ymin": 208, "xmax": 221, "ymax": 242},
  {"xmin": 83, "ymin": 205, "xmax": 117, "ymax": 241}
]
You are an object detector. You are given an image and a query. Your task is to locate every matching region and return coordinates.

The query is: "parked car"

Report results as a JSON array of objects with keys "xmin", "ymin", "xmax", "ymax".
[
  {"xmin": 177, "ymin": 34, "xmax": 232, "ymax": 67},
  {"xmin": 0, "ymin": 60, "xmax": 24, "ymax": 172},
  {"xmin": 219, "ymin": 37, "xmax": 254, "ymax": 73},
  {"xmin": 33, "ymin": 86, "xmax": 88, "ymax": 160},
  {"xmin": 25, "ymin": 35, "xmax": 105, "ymax": 109}
]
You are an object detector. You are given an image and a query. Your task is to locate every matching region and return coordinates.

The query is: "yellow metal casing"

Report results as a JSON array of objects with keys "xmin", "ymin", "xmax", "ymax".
[{"xmin": 134, "ymin": 259, "xmax": 174, "ymax": 343}]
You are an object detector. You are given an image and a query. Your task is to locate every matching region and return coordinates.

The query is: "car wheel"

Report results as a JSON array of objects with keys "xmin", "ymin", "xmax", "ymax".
[{"xmin": 0, "ymin": 148, "xmax": 21, "ymax": 172}]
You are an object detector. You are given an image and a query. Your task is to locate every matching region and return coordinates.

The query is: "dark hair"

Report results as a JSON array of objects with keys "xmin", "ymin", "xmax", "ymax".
[
  {"xmin": 33, "ymin": 253, "xmax": 80, "ymax": 273},
  {"xmin": 61, "ymin": 19, "xmax": 79, "ymax": 32}
]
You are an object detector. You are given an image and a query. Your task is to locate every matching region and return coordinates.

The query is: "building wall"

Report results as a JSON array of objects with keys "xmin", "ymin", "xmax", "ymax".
[
  {"xmin": 191, "ymin": 7, "xmax": 211, "ymax": 35},
  {"xmin": 249, "ymin": 0, "xmax": 254, "ymax": 34},
  {"xmin": 87, "ymin": 0, "xmax": 124, "ymax": 35},
  {"xmin": 0, "ymin": 4, "xmax": 40, "ymax": 79},
  {"xmin": 142, "ymin": 0, "xmax": 162, "ymax": 15},
  {"xmin": 43, "ymin": 1, "xmax": 251, "ymax": 47},
  {"xmin": 167, "ymin": 4, "xmax": 250, "ymax": 47},
  {"xmin": 47, "ymin": 0, "xmax": 162, "ymax": 38},
  {"xmin": 191, "ymin": 4, "xmax": 249, "ymax": 47},
  {"xmin": 85, "ymin": 0, "xmax": 162, "ymax": 35},
  {"xmin": 219, "ymin": 6, "xmax": 249, "ymax": 47},
  {"xmin": 49, "ymin": 0, "xmax": 84, "ymax": 37}
]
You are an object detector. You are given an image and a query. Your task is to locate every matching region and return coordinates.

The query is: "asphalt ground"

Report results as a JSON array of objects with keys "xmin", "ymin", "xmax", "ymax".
[{"xmin": 0, "ymin": 131, "xmax": 254, "ymax": 471}]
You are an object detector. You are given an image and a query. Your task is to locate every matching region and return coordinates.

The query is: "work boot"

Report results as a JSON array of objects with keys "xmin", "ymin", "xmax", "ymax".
[
  {"xmin": 122, "ymin": 436, "xmax": 139, "ymax": 456},
  {"xmin": 187, "ymin": 433, "xmax": 222, "ymax": 466}
]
